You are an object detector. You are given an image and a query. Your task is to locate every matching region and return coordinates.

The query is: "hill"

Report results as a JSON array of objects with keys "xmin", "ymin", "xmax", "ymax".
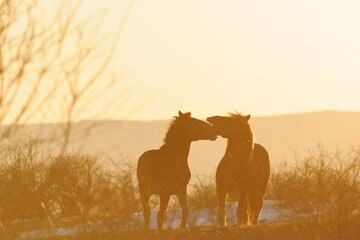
[{"xmin": 3, "ymin": 110, "xmax": 360, "ymax": 175}]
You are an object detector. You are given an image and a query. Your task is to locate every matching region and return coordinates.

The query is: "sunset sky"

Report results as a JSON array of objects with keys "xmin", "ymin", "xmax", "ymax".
[
  {"xmin": 16, "ymin": 0, "xmax": 360, "ymax": 122},
  {"xmin": 114, "ymin": 0, "xmax": 360, "ymax": 120}
]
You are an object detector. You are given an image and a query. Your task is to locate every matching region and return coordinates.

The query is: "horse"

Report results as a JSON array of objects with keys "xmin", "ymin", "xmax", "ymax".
[
  {"xmin": 207, "ymin": 112, "xmax": 270, "ymax": 226},
  {"xmin": 137, "ymin": 111, "xmax": 217, "ymax": 229}
]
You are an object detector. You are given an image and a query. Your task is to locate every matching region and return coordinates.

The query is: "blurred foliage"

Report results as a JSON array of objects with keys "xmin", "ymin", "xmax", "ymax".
[
  {"xmin": 0, "ymin": 134, "xmax": 142, "ymax": 224},
  {"xmin": 1, "ymin": 134, "xmax": 360, "ymax": 240},
  {"xmin": 267, "ymin": 145, "xmax": 360, "ymax": 240}
]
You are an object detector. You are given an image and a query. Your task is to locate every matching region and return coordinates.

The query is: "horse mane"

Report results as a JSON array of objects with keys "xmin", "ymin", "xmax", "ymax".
[
  {"xmin": 163, "ymin": 112, "xmax": 190, "ymax": 143},
  {"xmin": 227, "ymin": 110, "xmax": 246, "ymax": 119},
  {"xmin": 228, "ymin": 110, "xmax": 254, "ymax": 152},
  {"xmin": 164, "ymin": 117, "xmax": 179, "ymax": 143}
]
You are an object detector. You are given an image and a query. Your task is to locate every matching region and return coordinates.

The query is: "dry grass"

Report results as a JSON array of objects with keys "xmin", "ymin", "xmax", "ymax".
[
  {"xmin": 12, "ymin": 221, "xmax": 360, "ymax": 240},
  {"xmin": 1, "ymin": 137, "xmax": 360, "ymax": 239},
  {"xmin": 0, "ymin": 134, "xmax": 142, "ymax": 234},
  {"xmin": 187, "ymin": 172, "xmax": 218, "ymax": 208},
  {"xmin": 267, "ymin": 145, "xmax": 360, "ymax": 239}
]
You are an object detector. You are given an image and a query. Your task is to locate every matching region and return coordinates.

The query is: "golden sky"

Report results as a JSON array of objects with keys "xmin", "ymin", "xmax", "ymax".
[
  {"xmin": 10, "ymin": 0, "xmax": 360, "ymax": 122},
  {"xmin": 114, "ymin": 0, "xmax": 360, "ymax": 120}
]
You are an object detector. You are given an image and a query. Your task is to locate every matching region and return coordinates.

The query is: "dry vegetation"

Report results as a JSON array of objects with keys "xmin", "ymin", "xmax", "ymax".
[
  {"xmin": 0, "ymin": 0, "xmax": 136, "ymax": 148},
  {"xmin": 1, "ymin": 136, "xmax": 360, "ymax": 239},
  {"xmin": 0, "ymin": 134, "xmax": 140, "ymax": 224},
  {"xmin": 268, "ymin": 146, "xmax": 360, "ymax": 239}
]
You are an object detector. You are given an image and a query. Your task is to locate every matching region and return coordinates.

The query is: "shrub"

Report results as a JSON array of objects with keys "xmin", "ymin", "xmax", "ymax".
[
  {"xmin": 97, "ymin": 159, "xmax": 141, "ymax": 216},
  {"xmin": 0, "ymin": 135, "xmax": 49, "ymax": 223},
  {"xmin": 267, "ymin": 146, "xmax": 360, "ymax": 239},
  {"xmin": 188, "ymin": 173, "xmax": 217, "ymax": 208},
  {"xmin": 0, "ymin": 135, "xmax": 143, "ymax": 222},
  {"xmin": 46, "ymin": 154, "xmax": 110, "ymax": 217}
]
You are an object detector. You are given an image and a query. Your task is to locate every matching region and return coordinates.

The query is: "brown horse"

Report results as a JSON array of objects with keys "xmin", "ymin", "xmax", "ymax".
[
  {"xmin": 137, "ymin": 111, "xmax": 217, "ymax": 229},
  {"xmin": 207, "ymin": 112, "xmax": 270, "ymax": 226}
]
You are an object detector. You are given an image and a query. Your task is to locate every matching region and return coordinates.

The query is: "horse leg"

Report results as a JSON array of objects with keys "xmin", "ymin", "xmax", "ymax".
[
  {"xmin": 139, "ymin": 189, "xmax": 151, "ymax": 230},
  {"xmin": 157, "ymin": 193, "xmax": 170, "ymax": 229},
  {"xmin": 236, "ymin": 194, "xmax": 248, "ymax": 225},
  {"xmin": 247, "ymin": 192, "xmax": 255, "ymax": 224},
  {"xmin": 252, "ymin": 198, "xmax": 263, "ymax": 224},
  {"xmin": 217, "ymin": 190, "xmax": 227, "ymax": 227},
  {"xmin": 176, "ymin": 190, "xmax": 189, "ymax": 228},
  {"xmin": 251, "ymin": 187, "xmax": 266, "ymax": 224}
]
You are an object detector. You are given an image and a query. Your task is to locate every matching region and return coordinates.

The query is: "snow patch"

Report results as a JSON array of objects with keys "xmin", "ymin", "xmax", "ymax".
[{"xmin": 18, "ymin": 200, "xmax": 288, "ymax": 239}]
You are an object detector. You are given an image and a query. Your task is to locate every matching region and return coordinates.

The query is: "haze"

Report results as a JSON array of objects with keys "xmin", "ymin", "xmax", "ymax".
[{"xmin": 14, "ymin": 0, "xmax": 359, "ymax": 123}]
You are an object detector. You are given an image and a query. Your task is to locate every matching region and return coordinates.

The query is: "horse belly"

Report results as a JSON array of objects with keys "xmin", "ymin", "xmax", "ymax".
[
  {"xmin": 137, "ymin": 150, "xmax": 189, "ymax": 195},
  {"xmin": 161, "ymin": 165, "xmax": 190, "ymax": 194}
]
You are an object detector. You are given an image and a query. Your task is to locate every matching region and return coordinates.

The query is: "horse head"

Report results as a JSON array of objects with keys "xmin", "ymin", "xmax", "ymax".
[
  {"xmin": 207, "ymin": 112, "xmax": 251, "ymax": 140},
  {"xmin": 177, "ymin": 111, "xmax": 217, "ymax": 141}
]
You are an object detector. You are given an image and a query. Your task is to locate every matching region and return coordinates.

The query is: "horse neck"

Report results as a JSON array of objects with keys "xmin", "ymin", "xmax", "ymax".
[
  {"xmin": 225, "ymin": 137, "xmax": 254, "ymax": 164},
  {"xmin": 162, "ymin": 121, "xmax": 192, "ymax": 163},
  {"xmin": 161, "ymin": 137, "xmax": 191, "ymax": 163}
]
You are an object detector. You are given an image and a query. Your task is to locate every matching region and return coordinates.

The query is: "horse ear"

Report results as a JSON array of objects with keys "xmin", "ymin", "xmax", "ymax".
[
  {"xmin": 178, "ymin": 111, "xmax": 184, "ymax": 117},
  {"xmin": 245, "ymin": 115, "xmax": 251, "ymax": 121},
  {"xmin": 184, "ymin": 112, "xmax": 191, "ymax": 117}
]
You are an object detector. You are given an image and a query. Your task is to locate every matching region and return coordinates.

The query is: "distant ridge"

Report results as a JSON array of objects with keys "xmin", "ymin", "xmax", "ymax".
[{"xmin": 1, "ymin": 110, "xmax": 360, "ymax": 174}]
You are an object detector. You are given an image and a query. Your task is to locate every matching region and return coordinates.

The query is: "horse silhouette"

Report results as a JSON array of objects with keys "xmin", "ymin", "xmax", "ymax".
[
  {"xmin": 137, "ymin": 111, "xmax": 217, "ymax": 229},
  {"xmin": 207, "ymin": 112, "xmax": 270, "ymax": 226}
]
